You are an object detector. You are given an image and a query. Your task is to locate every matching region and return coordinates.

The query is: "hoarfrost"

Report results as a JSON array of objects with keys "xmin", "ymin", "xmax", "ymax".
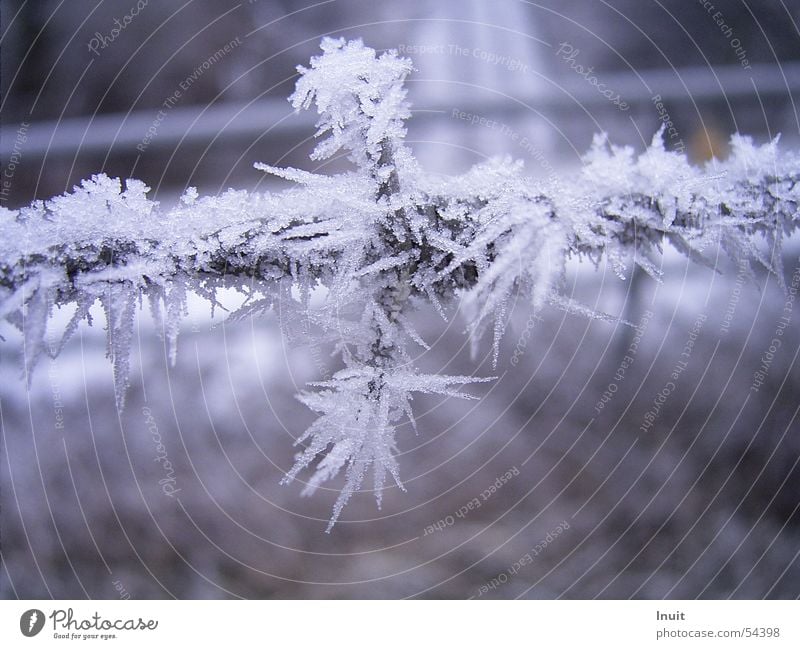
[{"xmin": 1, "ymin": 38, "xmax": 798, "ymax": 528}]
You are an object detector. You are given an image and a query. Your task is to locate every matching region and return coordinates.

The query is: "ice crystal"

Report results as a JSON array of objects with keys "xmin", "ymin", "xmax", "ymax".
[{"xmin": 1, "ymin": 38, "xmax": 798, "ymax": 528}]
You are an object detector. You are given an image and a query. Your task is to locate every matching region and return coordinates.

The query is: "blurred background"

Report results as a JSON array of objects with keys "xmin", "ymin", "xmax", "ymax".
[{"xmin": 1, "ymin": 0, "xmax": 799, "ymax": 598}]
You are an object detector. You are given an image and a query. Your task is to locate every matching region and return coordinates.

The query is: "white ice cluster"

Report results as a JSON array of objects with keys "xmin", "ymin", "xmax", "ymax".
[{"xmin": 1, "ymin": 38, "xmax": 798, "ymax": 528}]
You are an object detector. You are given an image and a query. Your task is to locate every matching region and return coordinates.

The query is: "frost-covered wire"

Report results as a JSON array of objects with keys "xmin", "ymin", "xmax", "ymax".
[{"xmin": 1, "ymin": 38, "xmax": 798, "ymax": 528}]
